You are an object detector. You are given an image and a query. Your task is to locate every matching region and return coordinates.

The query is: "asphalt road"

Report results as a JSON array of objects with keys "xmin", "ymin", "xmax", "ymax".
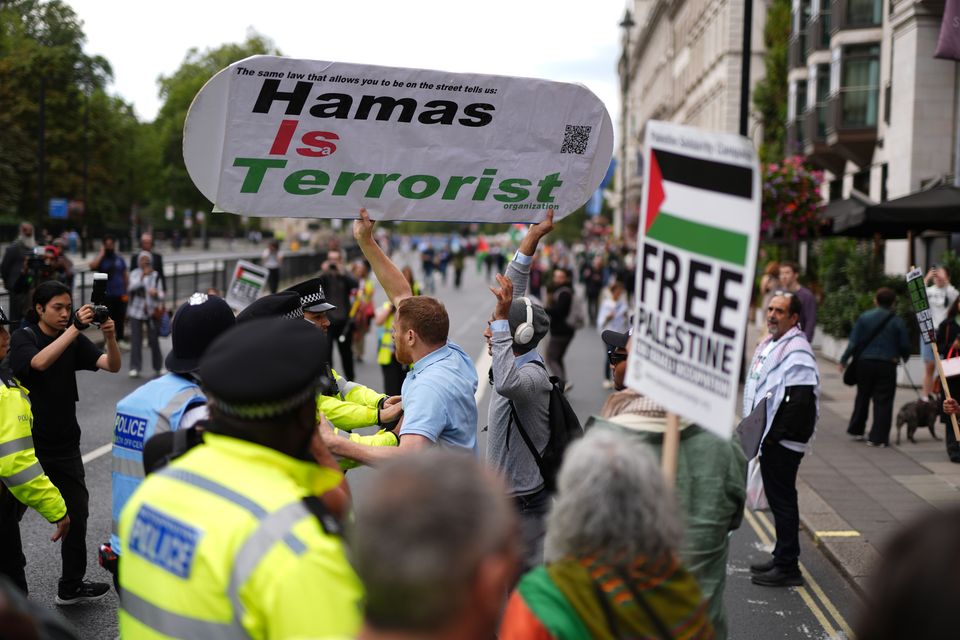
[{"xmin": 18, "ymin": 254, "xmax": 863, "ymax": 639}]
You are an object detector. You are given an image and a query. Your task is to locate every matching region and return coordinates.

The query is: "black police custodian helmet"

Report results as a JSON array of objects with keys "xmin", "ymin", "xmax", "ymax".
[
  {"xmin": 236, "ymin": 291, "xmax": 304, "ymax": 323},
  {"xmin": 283, "ymin": 277, "xmax": 335, "ymax": 313},
  {"xmin": 200, "ymin": 318, "xmax": 331, "ymax": 420},
  {"xmin": 165, "ymin": 293, "xmax": 236, "ymax": 374}
]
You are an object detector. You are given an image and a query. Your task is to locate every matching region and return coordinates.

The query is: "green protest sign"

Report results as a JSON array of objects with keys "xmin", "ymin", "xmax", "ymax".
[
  {"xmin": 906, "ymin": 268, "xmax": 936, "ymax": 344},
  {"xmin": 907, "ymin": 266, "xmax": 960, "ymax": 440}
]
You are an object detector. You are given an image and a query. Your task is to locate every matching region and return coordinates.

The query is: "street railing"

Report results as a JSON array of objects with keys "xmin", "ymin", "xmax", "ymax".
[{"xmin": 0, "ymin": 245, "xmax": 359, "ymax": 317}]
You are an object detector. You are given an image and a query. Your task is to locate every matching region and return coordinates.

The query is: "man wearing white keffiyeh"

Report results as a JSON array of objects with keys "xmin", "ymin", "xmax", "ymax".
[{"xmin": 743, "ymin": 292, "xmax": 820, "ymax": 588}]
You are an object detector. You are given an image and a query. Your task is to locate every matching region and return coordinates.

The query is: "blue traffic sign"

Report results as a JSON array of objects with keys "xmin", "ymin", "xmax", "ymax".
[{"xmin": 49, "ymin": 198, "xmax": 68, "ymax": 219}]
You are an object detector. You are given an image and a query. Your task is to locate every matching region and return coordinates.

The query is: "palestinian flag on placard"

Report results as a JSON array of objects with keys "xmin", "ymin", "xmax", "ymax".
[
  {"xmin": 235, "ymin": 265, "xmax": 265, "ymax": 287},
  {"xmin": 644, "ymin": 148, "xmax": 754, "ymax": 267}
]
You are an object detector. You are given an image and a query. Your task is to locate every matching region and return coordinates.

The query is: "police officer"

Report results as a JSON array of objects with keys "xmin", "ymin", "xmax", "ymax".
[
  {"xmin": 240, "ymin": 289, "xmax": 399, "ymax": 464},
  {"xmin": 284, "ymin": 278, "xmax": 403, "ymax": 430},
  {"xmin": 118, "ymin": 318, "xmax": 363, "ymax": 639},
  {"xmin": 0, "ymin": 305, "xmax": 70, "ymax": 593},
  {"xmin": 108, "ymin": 293, "xmax": 236, "ymax": 575}
]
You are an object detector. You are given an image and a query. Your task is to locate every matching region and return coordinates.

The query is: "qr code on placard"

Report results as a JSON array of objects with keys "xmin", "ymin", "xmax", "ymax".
[{"xmin": 560, "ymin": 125, "xmax": 591, "ymax": 154}]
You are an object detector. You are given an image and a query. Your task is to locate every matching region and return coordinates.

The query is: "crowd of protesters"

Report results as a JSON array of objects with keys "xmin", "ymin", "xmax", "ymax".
[{"xmin": 4, "ymin": 211, "xmax": 960, "ymax": 640}]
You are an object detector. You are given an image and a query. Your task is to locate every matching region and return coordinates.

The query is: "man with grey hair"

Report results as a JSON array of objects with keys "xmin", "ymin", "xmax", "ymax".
[
  {"xmin": 351, "ymin": 449, "xmax": 519, "ymax": 640},
  {"xmin": 483, "ymin": 210, "xmax": 554, "ymax": 574},
  {"xmin": 500, "ymin": 429, "xmax": 713, "ymax": 638}
]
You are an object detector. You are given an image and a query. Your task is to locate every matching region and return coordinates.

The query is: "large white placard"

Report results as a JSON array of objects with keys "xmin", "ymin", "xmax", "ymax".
[
  {"xmin": 183, "ymin": 55, "xmax": 614, "ymax": 223},
  {"xmin": 625, "ymin": 121, "xmax": 760, "ymax": 438}
]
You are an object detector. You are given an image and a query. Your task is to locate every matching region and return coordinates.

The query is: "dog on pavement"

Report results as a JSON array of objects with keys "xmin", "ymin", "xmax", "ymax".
[{"xmin": 895, "ymin": 398, "xmax": 940, "ymax": 444}]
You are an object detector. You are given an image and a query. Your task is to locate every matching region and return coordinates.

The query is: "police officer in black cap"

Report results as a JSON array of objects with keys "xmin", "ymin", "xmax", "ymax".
[
  {"xmin": 117, "ymin": 318, "xmax": 362, "ymax": 638},
  {"xmin": 284, "ymin": 278, "xmax": 402, "ymax": 432},
  {"xmin": 236, "ymin": 291, "xmax": 305, "ymax": 323}
]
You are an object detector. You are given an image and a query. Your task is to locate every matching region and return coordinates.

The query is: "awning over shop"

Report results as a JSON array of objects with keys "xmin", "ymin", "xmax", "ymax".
[{"xmin": 830, "ymin": 186, "xmax": 960, "ymax": 238}]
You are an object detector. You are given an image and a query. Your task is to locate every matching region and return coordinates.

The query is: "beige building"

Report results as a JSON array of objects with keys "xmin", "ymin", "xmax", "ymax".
[
  {"xmin": 615, "ymin": 0, "xmax": 767, "ymax": 237},
  {"xmin": 786, "ymin": 0, "xmax": 956, "ymax": 272}
]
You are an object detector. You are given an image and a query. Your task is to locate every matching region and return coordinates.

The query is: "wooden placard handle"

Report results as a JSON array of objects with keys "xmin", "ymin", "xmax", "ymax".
[
  {"xmin": 662, "ymin": 413, "xmax": 680, "ymax": 487},
  {"xmin": 932, "ymin": 342, "xmax": 960, "ymax": 441}
]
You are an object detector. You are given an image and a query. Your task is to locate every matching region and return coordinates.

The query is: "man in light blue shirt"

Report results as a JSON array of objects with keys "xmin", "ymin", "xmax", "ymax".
[
  {"xmin": 400, "ymin": 339, "xmax": 477, "ymax": 451},
  {"xmin": 321, "ymin": 209, "xmax": 478, "ymax": 465}
]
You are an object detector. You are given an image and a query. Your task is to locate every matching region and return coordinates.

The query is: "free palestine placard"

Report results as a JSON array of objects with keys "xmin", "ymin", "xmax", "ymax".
[
  {"xmin": 183, "ymin": 56, "xmax": 614, "ymax": 222},
  {"xmin": 625, "ymin": 121, "xmax": 760, "ymax": 438}
]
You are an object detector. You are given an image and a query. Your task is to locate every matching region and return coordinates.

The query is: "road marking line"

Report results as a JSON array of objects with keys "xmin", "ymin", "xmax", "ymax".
[
  {"xmin": 745, "ymin": 510, "xmax": 849, "ymax": 638},
  {"xmin": 796, "ymin": 585, "xmax": 839, "ymax": 638},
  {"xmin": 474, "ymin": 349, "xmax": 492, "ymax": 406},
  {"xmin": 803, "ymin": 564, "xmax": 856, "ymax": 639},
  {"xmin": 754, "ymin": 510, "xmax": 776, "ymax": 537},
  {"xmin": 815, "ymin": 531, "xmax": 861, "ymax": 538},
  {"xmin": 81, "ymin": 443, "xmax": 112, "ymax": 464},
  {"xmin": 754, "ymin": 510, "xmax": 856, "ymax": 639},
  {"xmin": 743, "ymin": 509, "xmax": 772, "ymax": 547}
]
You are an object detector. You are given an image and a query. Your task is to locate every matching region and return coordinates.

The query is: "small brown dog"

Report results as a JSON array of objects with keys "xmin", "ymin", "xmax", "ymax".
[{"xmin": 895, "ymin": 399, "xmax": 940, "ymax": 444}]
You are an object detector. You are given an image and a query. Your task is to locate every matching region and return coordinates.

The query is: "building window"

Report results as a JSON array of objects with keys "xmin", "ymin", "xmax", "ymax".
[
  {"xmin": 829, "ymin": 178, "xmax": 843, "ymax": 201},
  {"xmin": 815, "ymin": 63, "xmax": 831, "ymax": 137},
  {"xmin": 846, "ymin": 0, "xmax": 882, "ymax": 27},
  {"xmin": 852, "ymin": 168, "xmax": 870, "ymax": 195},
  {"xmin": 840, "ymin": 44, "xmax": 880, "ymax": 127},
  {"xmin": 792, "ymin": 0, "xmax": 810, "ymax": 48},
  {"xmin": 880, "ymin": 163, "xmax": 888, "ymax": 202}
]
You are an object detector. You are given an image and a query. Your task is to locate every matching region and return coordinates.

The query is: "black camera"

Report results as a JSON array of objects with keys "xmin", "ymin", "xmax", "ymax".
[{"xmin": 90, "ymin": 273, "xmax": 111, "ymax": 325}]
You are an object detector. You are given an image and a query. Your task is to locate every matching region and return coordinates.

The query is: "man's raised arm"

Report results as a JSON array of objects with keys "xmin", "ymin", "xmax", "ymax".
[
  {"xmin": 518, "ymin": 209, "xmax": 554, "ymax": 258},
  {"xmin": 353, "ymin": 208, "xmax": 413, "ymax": 306}
]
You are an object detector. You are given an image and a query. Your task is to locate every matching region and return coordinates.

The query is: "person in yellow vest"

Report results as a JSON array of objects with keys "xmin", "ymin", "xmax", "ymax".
[
  {"xmin": 238, "ymin": 290, "xmax": 400, "ymax": 466},
  {"xmin": 280, "ymin": 282, "xmax": 403, "ymax": 434},
  {"xmin": 350, "ymin": 260, "xmax": 376, "ymax": 364},
  {"xmin": 0, "ymin": 305, "xmax": 70, "ymax": 594},
  {"xmin": 374, "ymin": 267, "xmax": 422, "ymax": 396},
  {"xmin": 118, "ymin": 318, "xmax": 363, "ymax": 639}
]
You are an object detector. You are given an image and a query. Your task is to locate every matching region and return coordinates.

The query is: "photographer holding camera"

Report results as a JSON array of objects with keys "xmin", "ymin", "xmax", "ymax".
[{"xmin": 8, "ymin": 281, "xmax": 121, "ymax": 605}]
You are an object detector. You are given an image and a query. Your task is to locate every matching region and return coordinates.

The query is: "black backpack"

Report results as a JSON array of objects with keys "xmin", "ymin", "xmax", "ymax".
[{"xmin": 508, "ymin": 361, "xmax": 583, "ymax": 493}]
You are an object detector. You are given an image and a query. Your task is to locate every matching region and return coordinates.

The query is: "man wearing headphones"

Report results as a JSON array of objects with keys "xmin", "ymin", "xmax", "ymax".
[{"xmin": 484, "ymin": 211, "xmax": 554, "ymax": 575}]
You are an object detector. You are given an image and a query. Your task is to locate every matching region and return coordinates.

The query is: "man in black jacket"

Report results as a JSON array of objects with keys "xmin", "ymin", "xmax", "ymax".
[
  {"xmin": 545, "ymin": 268, "xmax": 576, "ymax": 389},
  {"xmin": 320, "ymin": 249, "xmax": 359, "ymax": 381},
  {"xmin": 1, "ymin": 223, "xmax": 35, "ymax": 325}
]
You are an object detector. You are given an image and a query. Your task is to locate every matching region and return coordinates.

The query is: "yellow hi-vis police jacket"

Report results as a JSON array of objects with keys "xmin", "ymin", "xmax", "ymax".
[
  {"xmin": 0, "ymin": 376, "xmax": 65, "ymax": 523},
  {"xmin": 118, "ymin": 433, "xmax": 363, "ymax": 640},
  {"xmin": 315, "ymin": 369, "xmax": 385, "ymax": 431}
]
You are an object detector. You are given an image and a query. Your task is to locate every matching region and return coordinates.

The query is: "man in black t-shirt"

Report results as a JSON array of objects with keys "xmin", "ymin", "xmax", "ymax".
[{"xmin": 9, "ymin": 281, "xmax": 121, "ymax": 604}]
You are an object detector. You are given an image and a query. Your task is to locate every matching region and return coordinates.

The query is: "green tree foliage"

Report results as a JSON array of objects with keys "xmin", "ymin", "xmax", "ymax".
[
  {"xmin": 752, "ymin": 0, "xmax": 790, "ymax": 164},
  {"xmin": 816, "ymin": 238, "xmax": 917, "ymax": 346},
  {"xmin": 148, "ymin": 33, "xmax": 280, "ymax": 230},
  {"xmin": 0, "ymin": 0, "xmax": 149, "ymax": 230}
]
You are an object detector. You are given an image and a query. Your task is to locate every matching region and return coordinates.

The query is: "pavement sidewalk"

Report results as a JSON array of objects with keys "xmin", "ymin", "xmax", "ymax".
[{"xmin": 778, "ymin": 332, "xmax": 960, "ymax": 595}]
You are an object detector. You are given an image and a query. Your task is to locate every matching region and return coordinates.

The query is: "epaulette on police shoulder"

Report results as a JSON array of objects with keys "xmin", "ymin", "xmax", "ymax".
[{"xmin": 0, "ymin": 362, "xmax": 17, "ymax": 389}]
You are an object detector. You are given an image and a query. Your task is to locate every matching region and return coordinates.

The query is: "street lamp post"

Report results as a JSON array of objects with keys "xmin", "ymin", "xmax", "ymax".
[{"xmin": 618, "ymin": 9, "xmax": 635, "ymax": 240}]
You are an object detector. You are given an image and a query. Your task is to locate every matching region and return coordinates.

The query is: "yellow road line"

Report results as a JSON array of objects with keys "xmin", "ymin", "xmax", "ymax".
[
  {"xmin": 743, "ymin": 508, "xmax": 772, "ymax": 547},
  {"xmin": 796, "ymin": 584, "xmax": 839, "ymax": 637},
  {"xmin": 752, "ymin": 510, "xmax": 856, "ymax": 639},
  {"xmin": 744, "ymin": 510, "xmax": 837, "ymax": 634},
  {"xmin": 815, "ymin": 531, "xmax": 861, "ymax": 538}
]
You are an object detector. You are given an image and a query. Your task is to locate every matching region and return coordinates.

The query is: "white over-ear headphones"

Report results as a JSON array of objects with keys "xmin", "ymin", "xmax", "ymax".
[{"xmin": 514, "ymin": 297, "xmax": 535, "ymax": 345}]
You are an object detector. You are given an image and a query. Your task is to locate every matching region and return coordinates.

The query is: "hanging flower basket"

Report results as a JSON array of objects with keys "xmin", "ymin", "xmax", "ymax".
[{"xmin": 761, "ymin": 156, "xmax": 825, "ymax": 241}]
